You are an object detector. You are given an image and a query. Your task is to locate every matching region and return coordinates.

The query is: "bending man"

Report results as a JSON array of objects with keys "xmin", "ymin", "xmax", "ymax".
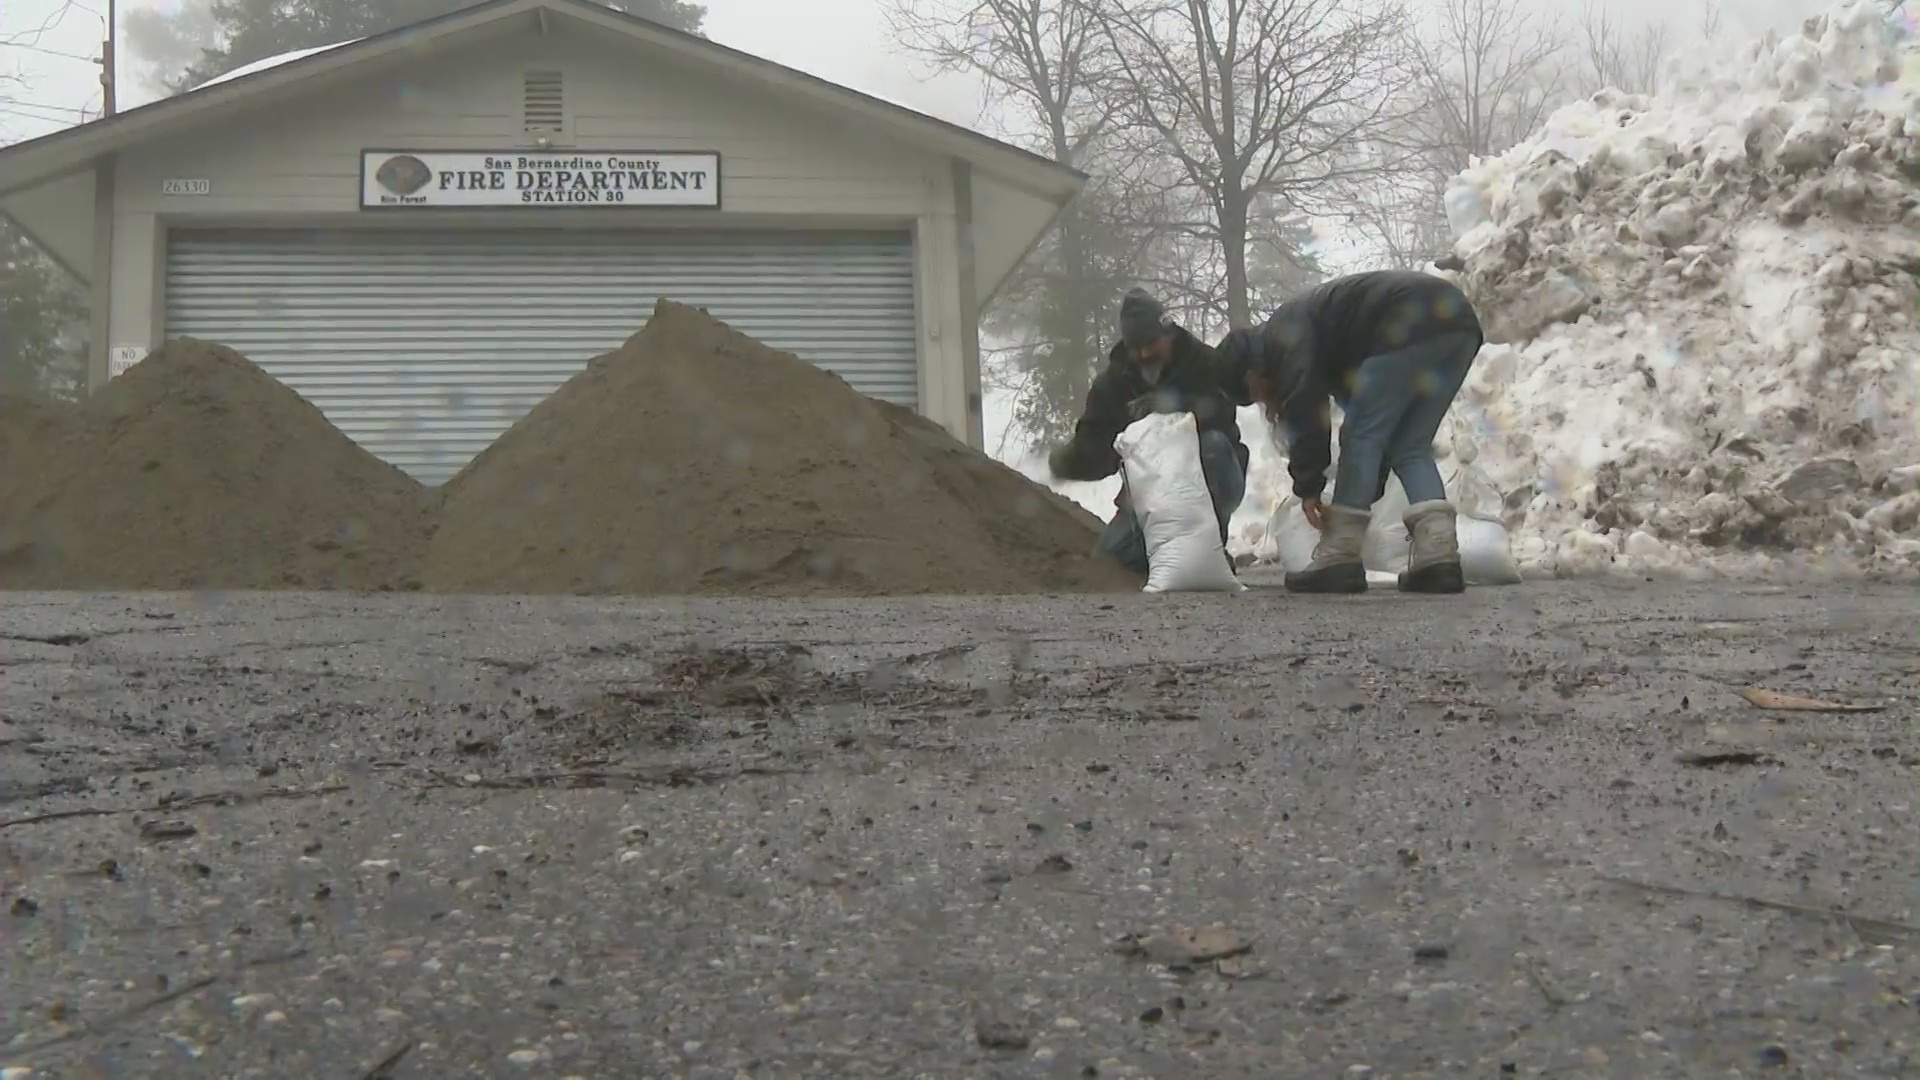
[
  {"xmin": 1216, "ymin": 270, "xmax": 1485, "ymax": 595},
  {"xmin": 1047, "ymin": 288, "xmax": 1249, "ymax": 574}
]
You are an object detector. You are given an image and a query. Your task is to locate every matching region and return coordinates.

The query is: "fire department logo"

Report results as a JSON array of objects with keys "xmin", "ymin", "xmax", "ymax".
[{"xmin": 373, "ymin": 155, "xmax": 433, "ymax": 196}]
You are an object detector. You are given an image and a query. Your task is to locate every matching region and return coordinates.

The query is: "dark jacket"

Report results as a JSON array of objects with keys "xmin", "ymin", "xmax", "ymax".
[
  {"xmin": 1052, "ymin": 325, "xmax": 1249, "ymax": 483},
  {"xmin": 1223, "ymin": 271, "xmax": 1484, "ymax": 501}
]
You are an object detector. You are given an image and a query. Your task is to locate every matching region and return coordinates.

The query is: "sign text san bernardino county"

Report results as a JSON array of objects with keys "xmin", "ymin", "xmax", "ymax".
[{"xmin": 362, "ymin": 151, "xmax": 720, "ymax": 208}]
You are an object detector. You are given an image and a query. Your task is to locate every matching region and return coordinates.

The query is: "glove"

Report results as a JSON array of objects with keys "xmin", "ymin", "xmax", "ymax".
[{"xmin": 1127, "ymin": 388, "xmax": 1186, "ymax": 421}]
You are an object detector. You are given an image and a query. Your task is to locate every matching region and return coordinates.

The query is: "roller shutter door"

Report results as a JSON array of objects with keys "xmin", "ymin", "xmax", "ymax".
[{"xmin": 164, "ymin": 228, "xmax": 919, "ymax": 484}]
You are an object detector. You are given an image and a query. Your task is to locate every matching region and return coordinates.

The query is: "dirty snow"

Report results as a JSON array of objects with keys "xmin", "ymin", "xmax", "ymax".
[
  {"xmin": 1436, "ymin": 0, "xmax": 1920, "ymax": 579},
  {"xmin": 1226, "ymin": 1, "xmax": 1918, "ymax": 579},
  {"xmin": 191, "ymin": 40, "xmax": 366, "ymax": 91}
]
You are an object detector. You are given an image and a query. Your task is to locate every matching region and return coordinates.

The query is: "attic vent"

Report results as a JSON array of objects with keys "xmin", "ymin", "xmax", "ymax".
[{"xmin": 521, "ymin": 70, "xmax": 566, "ymax": 134}]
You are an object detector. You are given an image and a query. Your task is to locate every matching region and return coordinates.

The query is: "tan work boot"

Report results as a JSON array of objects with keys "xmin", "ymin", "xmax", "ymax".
[
  {"xmin": 1397, "ymin": 500, "xmax": 1466, "ymax": 594},
  {"xmin": 1284, "ymin": 504, "xmax": 1370, "ymax": 594}
]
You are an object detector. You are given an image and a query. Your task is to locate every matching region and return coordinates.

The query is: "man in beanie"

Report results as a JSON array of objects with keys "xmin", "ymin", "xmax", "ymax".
[{"xmin": 1046, "ymin": 288, "xmax": 1249, "ymax": 574}]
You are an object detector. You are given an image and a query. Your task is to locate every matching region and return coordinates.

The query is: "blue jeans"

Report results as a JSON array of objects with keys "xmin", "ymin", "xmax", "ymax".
[
  {"xmin": 1332, "ymin": 331, "xmax": 1479, "ymax": 511},
  {"xmin": 1096, "ymin": 429, "xmax": 1247, "ymax": 574}
]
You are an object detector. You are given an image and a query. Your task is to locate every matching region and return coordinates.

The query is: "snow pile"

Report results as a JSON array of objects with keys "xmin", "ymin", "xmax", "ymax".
[{"xmin": 1434, "ymin": 0, "xmax": 1920, "ymax": 579}]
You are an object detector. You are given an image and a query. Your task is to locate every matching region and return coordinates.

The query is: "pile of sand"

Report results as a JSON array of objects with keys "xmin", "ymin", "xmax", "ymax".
[
  {"xmin": 423, "ymin": 300, "xmax": 1132, "ymax": 596},
  {"xmin": 0, "ymin": 310, "xmax": 1134, "ymax": 597},
  {"xmin": 0, "ymin": 339, "xmax": 432, "ymax": 591}
]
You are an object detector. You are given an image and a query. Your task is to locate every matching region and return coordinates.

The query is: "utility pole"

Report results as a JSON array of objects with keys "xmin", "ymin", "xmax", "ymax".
[
  {"xmin": 91, "ymin": 0, "xmax": 118, "ymax": 397},
  {"xmin": 99, "ymin": 0, "xmax": 116, "ymax": 117}
]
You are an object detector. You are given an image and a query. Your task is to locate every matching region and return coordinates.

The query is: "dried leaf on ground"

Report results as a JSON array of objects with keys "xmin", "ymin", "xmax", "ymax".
[
  {"xmin": 1676, "ymin": 749, "xmax": 1776, "ymax": 768},
  {"xmin": 1113, "ymin": 925, "xmax": 1254, "ymax": 966},
  {"xmin": 1738, "ymin": 688, "xmax": 1885, "ymax": 713}
]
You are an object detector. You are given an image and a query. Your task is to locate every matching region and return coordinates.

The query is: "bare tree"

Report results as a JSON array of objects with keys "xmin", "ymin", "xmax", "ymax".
[
  {"xmin": 1411, "ymin": 0, "xmax": 1562, "ymax": 177},
  {"xmin": 1085, "ymin": 0, "xmax": 1412, "ymax": 328},
  {"xmin": 1696, "ymin": 0, "xmax": 1722, "ymax": 42},
  {"xmin": 1580, "ymin": 2, "xmax": 1668, "ymax": 96},
  {"xmin": 886, "ymin": 0, "xmax": 1158, "ymax": 445},
  {"xmin": 886, "ymin": 0, "xmax": 1114, "ymax": 159},
  {"xmin": 1339, "ymin": 0, "xmax": 1561, "ymax": 270},
  {"xmin": 1339, "ymin": 173, "xmax": 1451, "ymax": 269}
]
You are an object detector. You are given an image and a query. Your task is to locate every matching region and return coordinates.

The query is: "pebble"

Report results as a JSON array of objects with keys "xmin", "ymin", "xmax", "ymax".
[
  {"xmin": 230, "ymin": 994, "xmax": 276, "ymax": 1020},
  {"xmin": 1348, "ymin": 1066, "xmax": 1375, "ymax": 1078},
  {"xmin": 506, "ymin": 1048, "xmax": 550, "ymax": 1066},
  {"xmin": 974, "ymin": 1016, "xmax": 1030, "ymax": 1050}
]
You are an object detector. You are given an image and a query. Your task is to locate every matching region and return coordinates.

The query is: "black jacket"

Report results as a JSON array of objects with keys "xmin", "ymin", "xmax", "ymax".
[
  {"xmin": 1052, "ymin": 326, "xmax": 1249, "ymax": 483},
  {"xmin": 1225, "ymin": 271, "xmax": 1483, "ymax": 501}
]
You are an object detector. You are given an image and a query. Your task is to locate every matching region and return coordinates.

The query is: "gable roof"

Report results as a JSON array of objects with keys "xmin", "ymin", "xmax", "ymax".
[{"xmin": 0, "ymin": 0, "xmax": 1083, "ymax": 200}]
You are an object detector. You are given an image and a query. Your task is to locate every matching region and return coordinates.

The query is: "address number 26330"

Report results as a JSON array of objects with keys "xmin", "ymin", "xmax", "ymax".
[{"xmin": 161, "ymin": 178, "xmax": 212, "ymax": 196}]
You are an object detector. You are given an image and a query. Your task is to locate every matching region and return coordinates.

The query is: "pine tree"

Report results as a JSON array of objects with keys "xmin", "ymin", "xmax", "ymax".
[{"xmin": 0, "ymin": 219, "xmax": 87, "ymax": 400}]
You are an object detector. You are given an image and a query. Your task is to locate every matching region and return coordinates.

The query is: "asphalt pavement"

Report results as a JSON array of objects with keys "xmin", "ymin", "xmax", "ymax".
[{"xmin": 1, "ymin": 578, "xmax": 1915, "ymax": 1079}]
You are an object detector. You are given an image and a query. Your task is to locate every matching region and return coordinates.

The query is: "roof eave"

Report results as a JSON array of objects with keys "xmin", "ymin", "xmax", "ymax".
[
  {"xmin": 979, "ymin": 186, "xmax": 1079, "ymax": 310},
  {"xmin": 546, "ymin": 1, "xmax": 1082, "ymax": 197},
  {"xmin": 0, "ymin": 3, "xmax": 538, "ymax": 196},
  {"xmin": 0, "ymin": 0, "xmax": 1083, "ymax": 200}
]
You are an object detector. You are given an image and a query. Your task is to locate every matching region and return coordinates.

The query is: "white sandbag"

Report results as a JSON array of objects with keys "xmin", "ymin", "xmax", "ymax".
[
  {"xmin": 1262, "ymin": 420, "xmax": 1339, "ymax": 573},
  {"xmin": 1362, "ymin": 474, "xmax": 1414, "ymax": 573},
  {"xmin": 1263, "ymin": 495, "xmax": 1447, "ymax": 586},
  {"xmin": 1249, "ymin": 524, "xmax": 1280, "ymax": 566},
  {"xmin": 1114, "ymin": 413, "xmax": 1244, "ymax": 593},
  {"xmin": 1449, "ymin": 459, "xmax": 1505, "ymax": 521},
  {"xmin": 1459, "ymin": 516, "xmax": 1524, "ymax": 585},
  {"xmin": 1266, "ymin": 495, "xmax": 1323, "ymax": 573},
  {"xmin": 1361, "ymin": 462, "xmax": 1522, "ymax": 583}
]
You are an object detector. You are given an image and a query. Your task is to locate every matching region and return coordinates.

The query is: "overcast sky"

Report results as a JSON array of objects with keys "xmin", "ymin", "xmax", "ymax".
[
  {"xmin": 0, "ymin": 0, "xmax": 988, "ymax": 140},
  {"xmin": 0, "ymin": 0, "xmax": 1848, "ymax": 144}
]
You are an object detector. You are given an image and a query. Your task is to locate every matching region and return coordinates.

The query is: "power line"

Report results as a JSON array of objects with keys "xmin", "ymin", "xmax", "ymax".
[
  {"xmin": 0, "ymin": 98, "xmax": 90, "ymax": 114},
  {"xmin": 0, "ymin": 102, "xmax": 89, "ymax": 127},
  {"xmin": 0, "ymin": 0, "xmax": 100, "ymax": 50},
  {"xmin": 0, "ymin": 108, "xmax": 73, "ymax": 126},
  {"xmin": 0, "ymin": 42, "xmax": 99, "ymax": 63}
]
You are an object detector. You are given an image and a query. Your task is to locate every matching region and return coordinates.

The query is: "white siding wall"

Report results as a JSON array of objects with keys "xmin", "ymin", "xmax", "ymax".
[{"xmin": 105, "ymin": 23, "xmax": 975, "ymax": 442}]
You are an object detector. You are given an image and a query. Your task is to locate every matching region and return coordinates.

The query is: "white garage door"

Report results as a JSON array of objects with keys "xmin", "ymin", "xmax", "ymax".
[{"xmin": 164, "ymin": 228, "xmax": 919, "ymax": 484}]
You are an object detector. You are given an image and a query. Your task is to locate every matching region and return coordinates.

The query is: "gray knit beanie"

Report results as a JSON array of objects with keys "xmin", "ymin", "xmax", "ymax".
[{"xmin": 1117, "ymin": 288, "xmax": 1169, "ymax": 347}]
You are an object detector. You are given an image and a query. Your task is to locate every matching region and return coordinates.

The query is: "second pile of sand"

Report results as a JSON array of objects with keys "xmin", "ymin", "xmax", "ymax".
[{"xmin": 423, "ymin": 300, "xmax": 1131, "ymax": 596}]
